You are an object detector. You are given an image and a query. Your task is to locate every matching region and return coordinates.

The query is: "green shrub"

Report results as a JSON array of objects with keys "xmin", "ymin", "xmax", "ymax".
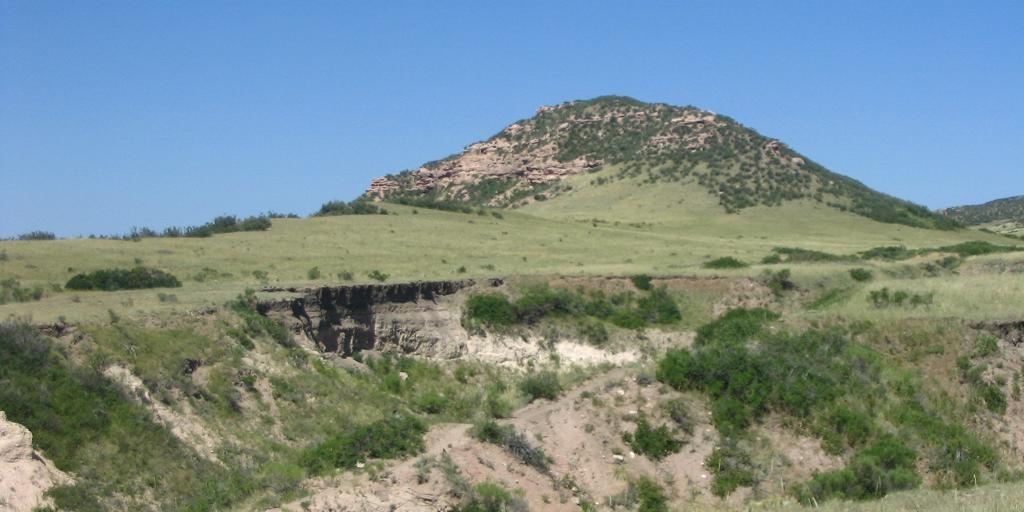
[
  {"xmin": 861, "ymin": 246, "xmax": 914, "ymax": 261},
  {"xmin": 662, "ymin": 398, "xmax": 695, "ymax": 434},
  {"xmin": 796, "ymin": 436, "xmax": 920, "ymax": 503},
  {"xmin": 307, "ymin": 266, "xmax": 321, "ymax": 280},
  {"xmin": 367, "ymin": 270, "xmax": 390, "ymax": 282},
  {"xmin": 694, "ymin": 308, "xmax": 779, "ymax": 347},
  {"xmin": 624, "ymin": 417, "xmax": 682, "ymax": 460},
  {"xmin": 0, "ymin": 278, "xmax": 45, "ymax": 304},
  {"xmin": 513, "ymin": 285, "xmax": 582, "ymax": 324},
  {"xmin": 761, "ymin": 254, "xmax": 783, "ymax": 264},
  {"xmin": 300, "ymin": 414, "xmax": 426, "ymax": 475},
  {"xmin": 707, "ymin": 441, "xmax": 756, "ymax": 497},
  {"xmin": 974, "ymin": 335, "xmax": 999, "ymax": 358},
  {"xmin": 633, "ymin": 476, "xmax": 669, "ymax": 512},
  {"xmin": 764, "ymin": 268, "xmax": 795, "ymax": 296},
  {"xmin": 457, "ymin": 481, "xmax": 528, "ymax": 512},
  {"xmin": 637, "ymin": 286, "xmax": 682, "ymax": 324},
  {"xmin": 849, "ymin": 268, "xmax": 873, "ymax": 282},
  {"xmin": 768, "ymin": 247, "xmax": 852, "ymax": 263},
  {"xmin": 65, "ymin": 267, "xmax": 181, "ymax": 291},
  {"xmin": 519, "ymin": 371, "xmax": 561, "ymax": 402},
  {"xmin": 630, "ymin": 274, "xmax": 653, "ymax": 290},
  {"xmin": 465, "ymin": 293, "xmax": 518, "ymax": 327},
  {"xmin": 979, "ymin": 383, "xmax": 1008, "ymax": 414},
  {"xmin": 868, "ymin": 288, "xmax": 933, "ymax": 308},
  {"xmin": 470, "ymin": 420, "xmax": 549, "ymax": 472},
  {"xmin": 703, "ymin": 256, "xmax": 748, "ymax": 269},
  {"xmin": 316, "ymin": 200, "xmax": 388, "ymax": 216},
  {"xmin": 16, "ymin": 230, "xmax": 57, "ymax": 240},
  {"xmin": 816, "ymin": 403, "xmax": 873, "ymax": 454}
]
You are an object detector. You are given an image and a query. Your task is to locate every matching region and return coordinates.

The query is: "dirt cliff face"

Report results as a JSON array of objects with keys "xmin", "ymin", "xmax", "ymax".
[
  {"xmin": 259, "ymin": 279, "xmax": 502, "ymax": 358},
  {"xmin": 256, "ymin": 278, "xmax": 644, "ymax": 367}
]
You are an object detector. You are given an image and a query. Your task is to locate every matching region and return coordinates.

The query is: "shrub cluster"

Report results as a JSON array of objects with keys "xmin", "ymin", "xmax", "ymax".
[
  {"xmin": 623, "ymin": 417, "xmax": 683, "ymax": 461},
  {"xmin": 0, "ymin": 320, "xmax": 253, "ymax": 510},
  {"xmin": 518, "ymin": 370, "xmax": 561, "ymax": 402},
  {"xmin": 316, "ymin": 200, "xmax": 388, "ymax": 216},
  {"xmin": 868, "ymin": 288, "xmax": 934, "ymax": 308},
  {"xmin": 763, "ymin": 247, "xmax": 853, "ymax": 264},
  {"xmin": 703, "ymin": 256, "xmax": 748, "ymax": 269},
  {"xmin": 796, "ymin": 436, "xmax": 920, "ymax": 502},
  {"xmin": 849, "ymin": 268, "xmax": 873, "ymax": 282},
  {"xmin": 125, "ymin": 214, "xmax": 275, "ymax": 239},
  {"xmin": 228, "ymin": 290, "xmax": 293, "ymax": 348},
  {"xmin": 15, "ymin": 230, "xmax": 57, "ymax": 240},
  {"xmin": 65, "ymin": 267, "xmax": 181, "ymax": 291},
  {"xmin": 300, "ymin": 413, "xmax": 426, "ymax": 475},
  {"xmin": 0, "ymin": 278, "xmax": 44, "ymax": 304},
  {"xmin": 470, "ymin": 419, "xmax": 550, "ymax": 472},
  {"xmin": 464, "ymin": 284, "xmax": 681, "ymax": 331}
]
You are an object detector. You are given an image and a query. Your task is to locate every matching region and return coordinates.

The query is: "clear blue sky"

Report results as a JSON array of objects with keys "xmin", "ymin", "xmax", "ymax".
[{"xmin": 2, "ymin": 1, "xmax": 1022, "ymax": 237}]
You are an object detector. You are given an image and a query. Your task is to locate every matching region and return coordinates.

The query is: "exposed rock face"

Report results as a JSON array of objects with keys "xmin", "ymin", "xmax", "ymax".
[
  {"xmin": 257, "ymin": 279, "xmax": 639, "ymax": 367},
  {"xmin": 259, "ymin": 279, "xmax": 501, "ymax": 358},
  {"xmin": 0, "ymin": 411, "xmax": 72, "ymax": 512},
  {"xmin": 363, "ymin": 97, "xmax": 725, "ymax": 206}
]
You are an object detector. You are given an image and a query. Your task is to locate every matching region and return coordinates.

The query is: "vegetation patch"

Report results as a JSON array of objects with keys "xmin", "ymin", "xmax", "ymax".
[
  {"xmin": 0, "ymin": 278, "xmax": 45, "ymax": 304},
  {"xmin": 65, "ymin": 266, "xmax": 181, "ymax": 291},
  {"xmin": 300, "ymin": 413, "xmax": 426, "ymax": 475},
  {"xmin": 868, "ymin": 288, "xmax": 934, "ymax": 308},
  {"xmin": 519, "ymin": 370, "xmax": 562, "ymax": 403},
  {"xmin": 316, "ymin": 199, "xmax": 388, "ymax": 216},
  {"xmin": 795, "ymin": 436, "xmax": 920, "ymax": 502},
  {"xmin": 470, "ymin": 419, "xmax": 550, "ymax": 472},
  {"xmin": 622, "ymin": 416, "xmax": 683, "ymax": 461},
  {"xmin": 656, "ymin": 311, "xmax": 1001, "ymax": 500},
  {"xmin": 703, "ymin": 256, "xmax": 749, "ymax": 269},
  {"xmin": 849, "ymin": 268, "xmax": 873, "ymax": 282},
  {"xmin": 0, "ymin": 320, "xmax": 255, "ymax": 511},
  {"xmin": 464, "ymin": 284, "xmax": 681, "ymax": 332},
  {"xmin": 766, "ymin": 247, "xmax": 853, "ymax": 264}
]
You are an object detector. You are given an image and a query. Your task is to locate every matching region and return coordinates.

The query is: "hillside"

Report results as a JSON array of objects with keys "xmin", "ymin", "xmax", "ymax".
[
  {"xmin": 940, "ymin": 195, "xmax": 1024, "ymax": 234},
  {"xmin": 366, "ymin": 96, "xmax": 957, "ymax": 230}
]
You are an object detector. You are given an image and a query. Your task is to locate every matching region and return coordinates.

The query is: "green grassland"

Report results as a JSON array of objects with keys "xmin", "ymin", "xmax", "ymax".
[{"xmin": 0, "ymin": 171, "xmax": 1012, "ymax": 323}]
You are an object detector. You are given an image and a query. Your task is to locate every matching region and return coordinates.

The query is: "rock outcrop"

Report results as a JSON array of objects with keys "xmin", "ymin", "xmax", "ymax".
[
  {"xmin": 0, "ymin": 411, "xmax": 72, "ymax": 512},
  {"xmin": 363, "ymin": 97, "xmax": 725, "ymax": 206},
  {"xmin": 259, "ymin": 279, "xmax": 500, "ymax": 358},
  {"xmin": 257, "ymin": 279, "xmax": 639, "ymax": 367}
]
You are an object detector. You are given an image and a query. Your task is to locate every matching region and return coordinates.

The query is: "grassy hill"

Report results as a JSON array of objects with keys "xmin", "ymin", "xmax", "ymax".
[
  {"xmin": 4, "ymin": 97, "xmax": 1024, "ymax": 511},
  {"xmin": 0, "ymin": 202, "xmax": 1008, "ymax": 323},
  {"xmin": 369, "ymin": 96, "xmax": 958, "ymax": 230}
]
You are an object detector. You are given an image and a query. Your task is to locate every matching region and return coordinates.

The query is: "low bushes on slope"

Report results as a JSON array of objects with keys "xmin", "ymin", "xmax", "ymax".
[
  {"xmin": 0, "ymin": 320, "xmax": 254, "ymax": 511},
  {"xmin": 65, "ymin": 266, "xmax": 181, "ymax": 291},
  {"xmin": 316, "ymin": 199, "xmax": 388, "ymax": 216},
  {"xmin": 300, "ymin": 413, "xmax": 426, "ymax": 475},
  {"xmin": 655, "ymin": 308, "xmax": 1002, "ymax": 502},
  {"xmin": 464, "ymin": 284, "xmax": 681, "ymax": 332},
  {"xmin": 470, "ymin": 419, "xmax": 550, "ymax": 472}
]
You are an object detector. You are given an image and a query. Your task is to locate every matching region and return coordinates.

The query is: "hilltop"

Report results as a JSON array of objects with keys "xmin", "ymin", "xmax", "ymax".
[
  {"xmin": 366, "ymin": 96, "xmax": 957, "ymax": 230},
  {"xmin": 940, "ymin": 195, "xmax": 1024, "ymax": 235}
]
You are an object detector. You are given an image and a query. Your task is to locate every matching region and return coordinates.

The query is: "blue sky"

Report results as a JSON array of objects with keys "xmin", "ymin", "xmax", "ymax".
[{"xmin": 1, "ymin": 1, "xmax": 1022, "ymax": 237}]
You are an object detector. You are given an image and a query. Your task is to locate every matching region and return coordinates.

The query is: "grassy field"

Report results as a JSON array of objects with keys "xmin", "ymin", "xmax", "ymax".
[{"xmin": 0, "ymin": 172, "xmax": 1013, "ymax": 323}]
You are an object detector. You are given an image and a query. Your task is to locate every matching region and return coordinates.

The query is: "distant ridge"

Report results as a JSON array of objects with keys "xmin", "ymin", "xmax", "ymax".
[
  {"xmin": 940, "ymin": 195, "xmax": 1024, "ymax": 227},
  {"xmin": 365, "ymin": 96, "xmax": 958, "ymax": 230}
]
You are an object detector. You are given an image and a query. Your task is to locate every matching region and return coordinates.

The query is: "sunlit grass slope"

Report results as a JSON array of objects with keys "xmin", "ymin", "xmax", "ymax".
[{"xmin": 0, "ymin": 181, "xmax": 1011, "ymax": 322}]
